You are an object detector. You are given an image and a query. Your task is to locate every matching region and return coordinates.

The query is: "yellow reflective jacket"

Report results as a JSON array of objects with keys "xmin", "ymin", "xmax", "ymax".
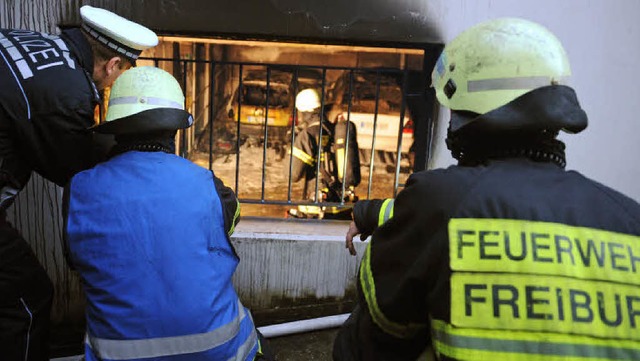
[{"xmin": 336, "ymin": 158, "xmax": 640, "ymax": 361}]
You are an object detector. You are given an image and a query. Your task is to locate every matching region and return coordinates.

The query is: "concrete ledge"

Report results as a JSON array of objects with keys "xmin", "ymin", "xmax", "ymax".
[
  {"xmin": 232, "ymin": 216, "xmax": 353, "ymax": 237},
  {"xmin": 231, "ymin": 217, "xmax": 368, "ymax": 324}
]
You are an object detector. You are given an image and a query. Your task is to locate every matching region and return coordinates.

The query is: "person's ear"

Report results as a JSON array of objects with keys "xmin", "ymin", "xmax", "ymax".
[{"xmin": 105, "ymin": 56, "xmax": 122, "ymax": 76}]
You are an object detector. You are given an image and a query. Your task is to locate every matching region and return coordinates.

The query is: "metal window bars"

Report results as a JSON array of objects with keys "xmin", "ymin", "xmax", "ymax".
[{"xmin": 139, "ymin": 54, "xmax": 418, "ymax": 216}]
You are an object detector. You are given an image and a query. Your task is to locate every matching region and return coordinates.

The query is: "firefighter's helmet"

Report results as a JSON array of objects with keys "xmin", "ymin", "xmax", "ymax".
[
  {"xmin": 93, "ymin": 66, "xmax": 193, "ymax": 134},
  {"xmin": 432, "ymin": 18, "xmax": 571, "ymax": 116},
  {"xmin": 295, "ymin": 88, "xmax": 321, "ymax": 112}
]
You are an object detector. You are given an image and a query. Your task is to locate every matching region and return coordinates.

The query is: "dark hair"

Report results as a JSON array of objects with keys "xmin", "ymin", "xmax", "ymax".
[{"xmin": 84, "ymin": 33, "xmax": 131, "ymax": 69}]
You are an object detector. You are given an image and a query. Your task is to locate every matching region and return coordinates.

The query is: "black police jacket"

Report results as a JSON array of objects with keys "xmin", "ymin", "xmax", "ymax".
[
  {"xmin": 336, "ymin": 158, "xmax": 640, "ymax": 361},
  {"xmin": 0, "ymin": 28, "xmax": 99, "ymax": 209}
]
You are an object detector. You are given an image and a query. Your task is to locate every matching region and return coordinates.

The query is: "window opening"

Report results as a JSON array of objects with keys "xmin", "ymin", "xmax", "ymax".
[{"xmin": 102, "ymin": 36, "xmax": 438, "ymax": 218}]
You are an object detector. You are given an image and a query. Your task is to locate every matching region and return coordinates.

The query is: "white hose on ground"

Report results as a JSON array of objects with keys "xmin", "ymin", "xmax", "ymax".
[{"xmin": 257, "ymin": 313, "xmax": 350, "ymax": 338}]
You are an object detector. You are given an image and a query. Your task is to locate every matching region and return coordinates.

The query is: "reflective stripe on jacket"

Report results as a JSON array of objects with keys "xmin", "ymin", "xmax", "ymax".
[
  {"xmin": 0, "ymin": 28, "xmax": 99, "ymax": 191},
  {"xmin": 343, "ymin": 158, "xmax": 640, "ymax": 361},
  {"xmin": 291, "ymin": 112, "xmax": 361, "ymax": 199},
  {"xmin": 66, "ymin": 151, "xmax": 257, "ymax": 361}
]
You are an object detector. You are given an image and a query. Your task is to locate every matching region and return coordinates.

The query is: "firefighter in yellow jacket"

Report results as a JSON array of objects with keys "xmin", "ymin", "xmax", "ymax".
[{"xmin": 333, "ymin": 18, "xmax": 640, "ymax": 361}]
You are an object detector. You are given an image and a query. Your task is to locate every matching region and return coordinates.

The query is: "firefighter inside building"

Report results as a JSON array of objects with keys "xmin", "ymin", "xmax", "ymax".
[
  {"xmin": 288, "ymin": 88, "xmax": 361, "ymax": 220},
  {"xmin": 333, "ymin": 18, "xmax": 640, "ymax": 361},
  {"xmin": 0, "ymin": 5, "xmax": 157, "ymax": 361},
  {"xmin": 64, "ymin": 66, "xmax": 273, "ymax": 361}
]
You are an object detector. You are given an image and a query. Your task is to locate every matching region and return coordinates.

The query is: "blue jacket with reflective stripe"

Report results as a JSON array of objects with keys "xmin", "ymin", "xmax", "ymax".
[{"xmin": 65, "ymin": 151, "xmax": 257, "ymax": 361}]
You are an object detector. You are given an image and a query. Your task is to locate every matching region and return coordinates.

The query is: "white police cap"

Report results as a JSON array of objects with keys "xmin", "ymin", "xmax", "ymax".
[{"xmin": 80, "ymin": 5, "xmax": 158, "ymax": 63}]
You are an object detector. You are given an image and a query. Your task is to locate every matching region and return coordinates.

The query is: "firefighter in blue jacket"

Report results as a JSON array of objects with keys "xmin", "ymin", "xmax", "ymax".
[
  {"xmin": 0, "ymin": 6, "xmax": 157, "ymax": 360},
  {"xmin": 333, "ymin": 18, "xmax": 640, "ymax": 360},
  {"xmin": 64, "ymin": 66, "xmax": 271, "ymax": 361}
]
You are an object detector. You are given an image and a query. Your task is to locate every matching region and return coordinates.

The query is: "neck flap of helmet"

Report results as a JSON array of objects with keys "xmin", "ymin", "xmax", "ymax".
[
  {"xmin": 110, "ymin": 130, "xmax": 177, "ymax": 157},
  {"xmin": 446, "ymin": 85, "xmax": 588, "ymax": 168}
]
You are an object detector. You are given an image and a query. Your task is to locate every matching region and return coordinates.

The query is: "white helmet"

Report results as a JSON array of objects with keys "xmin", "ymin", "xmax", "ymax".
[
  {"xmin": 295, "ymin": 88, "xmax": 321, "ymax": 112},
  {"xmin": 93, "ymin": 66, "xmax": 193, "ymax": 134},
  {"xmin": 432, "ymin": 18, "xmax": 571, "ymax": 116}
]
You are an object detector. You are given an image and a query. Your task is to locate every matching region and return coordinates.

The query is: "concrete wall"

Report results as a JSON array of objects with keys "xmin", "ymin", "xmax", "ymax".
[
  {"xmin": 419, "ymin": 0, "xmax": 640, "ymax": 202},
  {"xmin": 230, "ymin": 219, "xmax": 367, "ymax": 324}
]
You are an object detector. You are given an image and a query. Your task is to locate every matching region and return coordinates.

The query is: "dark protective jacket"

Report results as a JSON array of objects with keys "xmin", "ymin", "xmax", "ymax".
[
  {"xmin": 291, "ymin": 110, "xmax": 361, "ymax": 202},
  {"xmin": 335, "ymin": 158, "xmax": 640, "ymax": 361},
  {"xmin": 65, "ymin": 150, "xmax": 257, "ymax": 361},
  {"xmin": 0, "ymin": 28, "xmax": 99, "ymax": 209}
]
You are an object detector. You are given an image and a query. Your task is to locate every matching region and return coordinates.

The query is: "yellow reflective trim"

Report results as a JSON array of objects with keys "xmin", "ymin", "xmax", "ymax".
[
  {"xmin": 359, "ymin": 243, "xmax": 426, "ymax": 338},
  {"xmin": 297, "ymin": 205, "xmax": 323, "ymax": 215},
  {"xmin": 432, "ymin": 319, "xmax": 640, "ymax": 361},
  {"xmin": 255, "ymin": 337, "xmax": 263, "ymax": 358},
  {"xmin": 292, "ymin": 147, "xmax": 315, "ymax": 166},
  {"xmin": 451, "ymin": 272, "xmax": 640, "ymax": 341},
  {"xmin": 336, "ymin": 149, "xmax": 345, "ymax": 181},
  {"xmin": 323, "ymin": 205, "xmax": 353, "ymax": 214},
  {"xmin": 228, "ymin": 198, "xmax": 241, "ymax": 236},
  {"xmin": 377, "ymin": 199, "xmax": 394, "ymax": 226},
  {"xmin": 448, "ymin": 218, "xmax": 640, "ymax": 285}
]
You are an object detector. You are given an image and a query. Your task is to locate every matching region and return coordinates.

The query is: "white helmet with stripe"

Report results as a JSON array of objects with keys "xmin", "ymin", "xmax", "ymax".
[
  {"xmin": 432, "ymin": 18, "xmax": 571, "ymax": 116},
  {"xmin": 93, "ymin": 66, "xmax": 193, "ymax": 134}
]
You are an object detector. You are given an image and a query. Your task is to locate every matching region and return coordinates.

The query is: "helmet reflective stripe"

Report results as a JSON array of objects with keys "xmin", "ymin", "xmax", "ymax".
[
  {"xmin": 108, "ymin": 96, "xmax": 183, "ymax": 110},
  {"xmin": 105, "ymin": 66, "xmax": 186, "ymax": 122},
  {"xmin": 467, "ymin": 76, "xmax": 569, "ymax": 93},
  {"xmin": 432, "ymin": 18, "xmax": 571, "ymax": 115}
]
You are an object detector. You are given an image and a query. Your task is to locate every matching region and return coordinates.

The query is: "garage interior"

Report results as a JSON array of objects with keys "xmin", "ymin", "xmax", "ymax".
[{"xmin": 129, "ymin": 36, "xmax": 437, "ymax": 217}]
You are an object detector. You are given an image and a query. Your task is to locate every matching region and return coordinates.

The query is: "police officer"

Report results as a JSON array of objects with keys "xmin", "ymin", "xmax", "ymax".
[
  {"xmin": 334, "ymin": 18, "xmax": 640, "ymax": 360},
  {"xmin": 290, "ymin": 88, "xmax": 361, "ymax": 219},
  {"xmin": 0, "ymin": 6, "xmax": 157, "ymax": 360},
  {"xmin": 65, "ymin": 66, "xmax": 273, "ymax": 361}
]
